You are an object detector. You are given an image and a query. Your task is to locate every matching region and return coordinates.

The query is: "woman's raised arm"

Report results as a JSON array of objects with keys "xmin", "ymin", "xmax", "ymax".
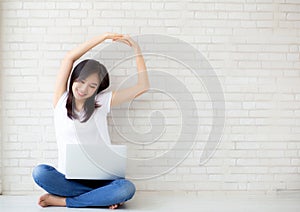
[
  {"xmin": 53, "ymin": 33, "xmax": 123, "ymax": 108},
  {"xmin": 111, "ymin": 35, "xmax": 150, "ymax": 107}
]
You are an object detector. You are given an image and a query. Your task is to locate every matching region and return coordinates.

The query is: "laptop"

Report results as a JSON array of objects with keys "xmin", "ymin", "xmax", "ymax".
[
  {"xmin": 65, "ymin": 144, "xmax": 127, "ymax": 180},
  {"xmin": 65, "ymin": 117, "xmax": 127, "ymax": 180}
]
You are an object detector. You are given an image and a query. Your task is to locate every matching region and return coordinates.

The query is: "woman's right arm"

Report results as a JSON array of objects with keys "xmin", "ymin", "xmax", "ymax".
[{"xmin": 53, "ymin": 33, "xmax": 123, "ymax": 108}]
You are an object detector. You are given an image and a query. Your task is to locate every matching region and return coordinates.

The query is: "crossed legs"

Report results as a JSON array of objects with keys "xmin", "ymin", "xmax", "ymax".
[{"xmin": 32, "ymin": 164, "xmax": 135, "ymax": 209}]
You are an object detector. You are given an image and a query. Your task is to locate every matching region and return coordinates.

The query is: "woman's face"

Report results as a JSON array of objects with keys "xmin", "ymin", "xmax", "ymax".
[{"xmin": 72, "ymin": 72, "xmax": 99, "ymax": 102}]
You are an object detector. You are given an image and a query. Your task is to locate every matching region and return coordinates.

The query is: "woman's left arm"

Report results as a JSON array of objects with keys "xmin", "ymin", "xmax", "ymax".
[{"xmin": 110, "ymin": 35, "xmax": 150, "ymax": 107}]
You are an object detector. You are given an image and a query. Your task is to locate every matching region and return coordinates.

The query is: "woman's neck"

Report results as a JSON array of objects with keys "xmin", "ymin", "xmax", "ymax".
[{"xmin": 74, "ymin": 99, "xmax": 85, "ymax": 112}]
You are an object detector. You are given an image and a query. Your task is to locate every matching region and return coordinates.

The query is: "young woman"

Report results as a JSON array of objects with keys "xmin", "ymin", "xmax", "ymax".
[{"xmin": 32, "ymin": 33, "xmax": 150, "ymax": 209}]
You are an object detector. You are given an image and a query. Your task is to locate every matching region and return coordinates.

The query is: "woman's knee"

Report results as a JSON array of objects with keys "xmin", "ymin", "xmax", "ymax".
[
  {"xmin": 32, "ymin": 164, "xmax": 55, "ymax": 184},
  {"xmin": 118, "ymin": 179, "xmax": 136, "ymax": 200}
]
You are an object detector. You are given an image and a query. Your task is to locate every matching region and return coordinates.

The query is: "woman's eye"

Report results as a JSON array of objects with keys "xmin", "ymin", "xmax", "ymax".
[{"xmin": 90, "ymin": 86, "xmax": 96, "ymax": 89}]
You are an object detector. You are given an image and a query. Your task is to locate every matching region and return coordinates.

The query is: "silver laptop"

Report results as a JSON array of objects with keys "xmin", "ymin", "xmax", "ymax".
[
  {"xmin": 65, "ymin": 144, "xmax": 127, "ymax": 180},
  {"xmin": 65, "ymin": 117, "xmax": 127, "ymax": 180}
]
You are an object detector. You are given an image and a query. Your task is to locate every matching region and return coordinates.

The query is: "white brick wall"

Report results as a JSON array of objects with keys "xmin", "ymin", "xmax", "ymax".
[
  {"xmin": 0, "ymin": 67, "xmax": 2, "ymax": 194},
  {"xmin": 1, "ymin": 0, "xmax": 300, "ymax": 195}
]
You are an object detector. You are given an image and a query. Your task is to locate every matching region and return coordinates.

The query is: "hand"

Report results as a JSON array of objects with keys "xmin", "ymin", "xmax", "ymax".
[
  {"xmin": 104, "ymin": 32, "xmax": 123, "ymax": 40},
  {"xmin": 113, "ymin": 34, "xmax": 140, "ymax": 50}
]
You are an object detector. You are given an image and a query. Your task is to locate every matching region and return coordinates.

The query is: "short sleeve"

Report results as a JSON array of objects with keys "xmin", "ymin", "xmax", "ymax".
[
  {"xmin": 95, "ymin": 91, "xmax": 112, "ymax": 113},
  {"xmin": 53, "ymin": 91, "xmax": 68, "ymax": 112}
]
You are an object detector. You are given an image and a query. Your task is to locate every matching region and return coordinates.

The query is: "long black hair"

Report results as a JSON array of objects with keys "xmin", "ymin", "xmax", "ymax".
[{"xmin": 66, "ymin": 59, "xmax": 110, "ymax": 122}]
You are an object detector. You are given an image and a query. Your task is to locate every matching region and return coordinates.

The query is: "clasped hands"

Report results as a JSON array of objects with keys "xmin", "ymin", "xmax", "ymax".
[{"xmin": 104, "ymin": 32, "xmax": 140, "ymax": 51}]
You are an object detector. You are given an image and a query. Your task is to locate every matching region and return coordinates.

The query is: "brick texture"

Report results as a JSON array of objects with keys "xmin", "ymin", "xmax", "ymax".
[{"xmin": 1, "ymin": 0, "xmax": 300, "ymax": 195}]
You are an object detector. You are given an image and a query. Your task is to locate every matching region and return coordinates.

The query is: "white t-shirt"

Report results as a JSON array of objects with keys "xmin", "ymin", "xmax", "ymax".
[{"xmin": 53, "ymin": 90, "xmax": 113, "ymax": 174}]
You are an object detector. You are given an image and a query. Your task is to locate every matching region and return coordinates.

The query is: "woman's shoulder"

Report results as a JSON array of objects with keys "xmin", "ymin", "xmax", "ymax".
[
  {"xmin": 95, "ymin": 90, "xmax": 113, "ymax": 113},
  {"xmin": 95, "ymin": 90, "xmax": 112, "ymax": 101},
  {"xmin": 53, "ymin": 90, "xmax": 68, "ymax": 111}
]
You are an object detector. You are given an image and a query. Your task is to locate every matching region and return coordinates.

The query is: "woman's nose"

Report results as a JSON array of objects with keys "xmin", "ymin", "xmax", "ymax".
[{"xmin": 80, "ymin": 84, "xmax": 88, "ymax": 92}]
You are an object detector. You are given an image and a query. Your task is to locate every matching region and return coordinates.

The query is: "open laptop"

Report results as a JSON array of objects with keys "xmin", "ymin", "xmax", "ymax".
[
  {"xmin": 65, "ymin": 144, "xmax": 127, "ymax": 180},
  {"xmin": 65, "ymin": 116, "xmax": 127, "ymax": 180}
]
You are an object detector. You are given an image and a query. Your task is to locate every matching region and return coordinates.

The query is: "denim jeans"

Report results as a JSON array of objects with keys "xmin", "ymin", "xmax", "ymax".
[{"xmin": 32, "ymin": 164, "xmax": 136, "ymax": 208}]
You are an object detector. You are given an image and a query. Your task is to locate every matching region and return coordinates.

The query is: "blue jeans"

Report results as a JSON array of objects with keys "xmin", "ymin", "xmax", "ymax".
[{"xmin": 32, "ymin": 164, "xmax": 135, "ymax": 208}]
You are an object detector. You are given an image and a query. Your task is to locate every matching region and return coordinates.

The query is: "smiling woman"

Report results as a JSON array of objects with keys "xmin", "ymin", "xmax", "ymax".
[
  {"xmin": 66, "ymin": 59, "xmax": 110, "ymax": 122},
  {"xmin": 31, "ymin": 32, "xmax": 149, "ymax": 209}
]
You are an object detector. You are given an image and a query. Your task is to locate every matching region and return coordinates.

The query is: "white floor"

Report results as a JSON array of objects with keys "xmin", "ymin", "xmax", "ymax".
[{"xmin": 1, "ymin": 191, "xmax": 300, "ymax": 212}]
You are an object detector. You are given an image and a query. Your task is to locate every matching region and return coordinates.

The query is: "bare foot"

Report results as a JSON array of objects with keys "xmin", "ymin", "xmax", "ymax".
[
  {"xmin": 109, "ymin": 202, "xmax": 124, "ymax": 209},
  {"xmin": 38, "ymin": 193, "xmax": 66, "ymax": 207}
]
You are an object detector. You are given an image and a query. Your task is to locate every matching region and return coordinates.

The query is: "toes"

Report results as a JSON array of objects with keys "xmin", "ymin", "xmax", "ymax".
[
  {"xmin": 38, "ymin": 194, "xmax": 49, "ymax": 207},
  {"xmin": 108, "ymin": 202, "xmax": 126, "ymax": 209},
  {"xmin": 109, "ymin": 204, "xmax": 119, "ymax": 209},
  {"xmin": 39, "ymin": 200, "xmax": 47, "ymax": 207}
]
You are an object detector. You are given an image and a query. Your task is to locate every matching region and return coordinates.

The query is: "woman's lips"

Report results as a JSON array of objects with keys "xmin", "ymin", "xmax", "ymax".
[{"xmin": 77, "ymin": 90, "xmax": 86, "ymax": 97}]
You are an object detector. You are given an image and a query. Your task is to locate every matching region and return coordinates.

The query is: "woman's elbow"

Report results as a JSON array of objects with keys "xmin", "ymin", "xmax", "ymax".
[
  {"xmin": 136, "ymin": 85, "xmax": 149, "ymax": 97},
  {"xmin": 143, "ymin": 83, "xmax": 150, "ymax": 93},
  {"xmin": 64, "ymin": 51, "xmax": 76, "ymax": 62},
  {"xmin": 138, "ymin": 81, "xmax": 150, "ymax": 92},
  {"xmin": 145, "ymin": 80, "xmax": 150, "ymax": 90}
]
